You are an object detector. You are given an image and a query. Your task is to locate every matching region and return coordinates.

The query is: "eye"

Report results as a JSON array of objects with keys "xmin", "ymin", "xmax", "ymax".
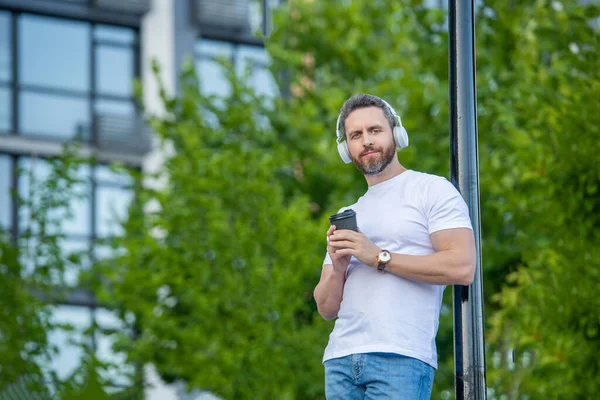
[{"xmin": 350, "ymin": 132, "xmax": 361, "ymax": 140}]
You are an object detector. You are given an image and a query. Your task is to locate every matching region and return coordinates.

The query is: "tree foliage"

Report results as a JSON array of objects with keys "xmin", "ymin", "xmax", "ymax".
[
  {"xmin": 94, "ymin": 61, "xmax": 331, "ymax": 399},
  {"xmin": 478, "ymin": 1, "xmax": 600, "ymax": 398}
]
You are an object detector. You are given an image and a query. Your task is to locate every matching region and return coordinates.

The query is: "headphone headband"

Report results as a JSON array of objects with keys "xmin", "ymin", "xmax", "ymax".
[
  {"xmin": 379, "ymin": 99, "xmax": 402, "ymax": 128},
  {"xmin": 335, "ymin": 100, "xmax": 402, "ymax": 140}
]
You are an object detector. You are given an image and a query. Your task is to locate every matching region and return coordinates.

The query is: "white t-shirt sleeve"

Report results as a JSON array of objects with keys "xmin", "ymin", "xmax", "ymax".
[{"xmin": 426, "ymin": 177, "xmax": 473, "ymax": 234}]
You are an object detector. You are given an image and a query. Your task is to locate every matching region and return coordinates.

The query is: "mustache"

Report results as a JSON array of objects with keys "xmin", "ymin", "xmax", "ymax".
[{"xmin": 361, "ymin": 147, "xmax": 381, "ymax": 156}]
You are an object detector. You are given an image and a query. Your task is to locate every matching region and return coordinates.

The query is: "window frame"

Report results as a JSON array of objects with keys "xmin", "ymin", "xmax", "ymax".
[{"xmin": 0, "ymin": 10, "xmax": 141, "ymax": 146}]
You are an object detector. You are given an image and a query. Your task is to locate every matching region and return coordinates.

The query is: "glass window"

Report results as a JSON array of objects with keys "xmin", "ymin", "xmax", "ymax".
[
  {"xmin": 94, "ymin": 245, "xmax": 111, "ymax": 260},
  {"xmin": 249, "ymin": 0, "xmax": 279, "ymax": 35},
  {"xmin": 18, "ymin": 158, "xmax": 91, "ymax": 237},
  {"xmin": 0, "ymin": 12, "xmax": 11, "ymax": 82},
  {"xmin": 96, "ymin": 45, "xmax": 134, "ymax": 97},
  {"xmin": 95, "ymin": 308, "xmax": 134, "ymax": 387},
  {"xmin": 237, "ymin": 44, "xmax": 269, "ymax": 67},
  {"xmin": 252, "ymin": 67, "xmax": 278, "ymax": 98},
  {"xmin": 95, "ymin": 99, "xmax": 135, "ymax": 118},
  {"xmin": 95, "ymin": 164, "xmax": 134, "ymax": 187},
  {"xmin": 196, "ymin": 39, "xmax": 233, "ymax": 59},
  {"xmin": 196, "ymin": 58, "xmax": 231, "ymax": 97},
  {"xmin": 249, "ymin": 0, "xmax": 263, "ymax": 35},
  {"xmin": 94, "ymin": 25, "xmax": 135, "ymax": 45},
  {"xmin": 46, "ymin": 305, "xmax": 93, "ymax": 380},
  {"xmin": 94, "ymin": 244, "xmax": 126, "ymax": 261},
  {"xmin": 96, "ymin": 186, "xmax": 132, "ymax": 237},
  {"xmin": 19, "ymin": 14, "xmax": 90, "ymax": 92},
  {"xmin": 62, "ymin": 239, "xmax": 91, "ymax": 287},
  {"xmin": 0, "ymin": 155, "xmax": 12, "ymax": 229},
  {"xmin": 0, "ymin": 86, "xmax": 10, "ymax": 132},
  {"xmin": 18, "ymin": 236, "xmax": 89, "ymax": 285},
  {"xmin": 236, "ymin": 45, "xmax": 277, "ymax": 98},
  {"xmin": 64, "ymin": 164, "xmax": 91, "ymax": 237},
  {"xmin": 19, "ymin": 91, "xmax": 90, "ymax": 140},
  {"xmin": 196, "ymin": 40, "xmax": 233, "ymax": 97},
  {"xmin": 18, "ymin": 235, "xmax": 41, "ymax": 277}
]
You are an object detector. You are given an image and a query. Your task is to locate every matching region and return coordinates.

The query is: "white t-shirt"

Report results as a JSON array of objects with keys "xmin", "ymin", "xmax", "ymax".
[{"xmin": 322, "ymin": 169, "xmax": 473, "ymax": 369}]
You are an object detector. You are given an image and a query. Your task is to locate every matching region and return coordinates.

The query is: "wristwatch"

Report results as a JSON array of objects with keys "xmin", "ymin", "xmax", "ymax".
[{"xmin": 376, "ymin": 250, "xmax": 392, "ymax": 273}]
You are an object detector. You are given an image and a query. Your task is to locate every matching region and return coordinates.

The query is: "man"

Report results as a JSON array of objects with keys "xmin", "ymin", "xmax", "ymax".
[{"xmin": 314, "ymin": 94, "xmax": 476, "ymax": 399}]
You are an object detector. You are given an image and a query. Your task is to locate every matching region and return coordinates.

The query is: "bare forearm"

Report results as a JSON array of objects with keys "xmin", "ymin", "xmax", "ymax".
[
  {"xmin": 314, "ymin": 266, "xmax": 346, "ymax": 320},
  {"xmin": 385, "ymin": 250, "xmax": 475, "ymax": 286}
]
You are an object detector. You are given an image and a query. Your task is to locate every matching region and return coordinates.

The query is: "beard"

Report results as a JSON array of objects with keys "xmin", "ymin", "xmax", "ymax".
[{"xmin": 351, "ymin": 142, "xmax": 396, "ymax": 175}]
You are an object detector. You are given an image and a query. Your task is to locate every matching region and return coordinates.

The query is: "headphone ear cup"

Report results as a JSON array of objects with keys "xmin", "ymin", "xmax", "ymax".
[
  {"xmin": 337, "ymin": 141, "xmax": 352, "ymax": 164},
  {"xmin": 393, "ymin": 126, "xmax": 409, "ymax": 149}
]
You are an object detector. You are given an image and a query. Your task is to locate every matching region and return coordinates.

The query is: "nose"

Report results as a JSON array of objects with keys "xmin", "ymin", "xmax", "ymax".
[{"xmin": 362, "ymin": 130, "xmax": 374, "ymax": 146}]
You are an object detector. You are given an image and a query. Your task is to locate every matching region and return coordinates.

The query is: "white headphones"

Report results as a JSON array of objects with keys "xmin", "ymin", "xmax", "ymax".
[{"xmin": 335, "ymin": 99, "xmax": 409, "ymax": 164}]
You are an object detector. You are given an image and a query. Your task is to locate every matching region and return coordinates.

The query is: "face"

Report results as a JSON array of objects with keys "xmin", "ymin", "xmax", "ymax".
[{"xmin": 344, "ymin": 107, "xmax": 397, "ymax": 175}]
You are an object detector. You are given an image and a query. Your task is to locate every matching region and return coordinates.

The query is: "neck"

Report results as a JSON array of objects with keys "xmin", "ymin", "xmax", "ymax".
[{"xmin": 364, "ymin": 158, "xmax": 407, "ymax": 187}]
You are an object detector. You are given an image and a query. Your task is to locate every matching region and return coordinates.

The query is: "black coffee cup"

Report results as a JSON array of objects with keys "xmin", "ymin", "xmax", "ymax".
[{"xmin": 329, "ymin": 209, "xmax": 358, "ymax": 232}]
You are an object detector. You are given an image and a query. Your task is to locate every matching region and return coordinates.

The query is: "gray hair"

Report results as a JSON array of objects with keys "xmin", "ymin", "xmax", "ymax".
[{"xmin": 338, "ymin": 94, "xmax": 396, "ymax": 138}]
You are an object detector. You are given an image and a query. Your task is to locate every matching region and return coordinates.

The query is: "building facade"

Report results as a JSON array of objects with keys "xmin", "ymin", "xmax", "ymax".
[{"xmin": 0, "ymin": 0, "xmax": 278, "ymax": 398}]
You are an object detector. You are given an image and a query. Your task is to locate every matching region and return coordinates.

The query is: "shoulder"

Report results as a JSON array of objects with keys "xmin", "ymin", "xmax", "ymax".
[
  {"xmin": 406, "ymin": 170, "xmax": 457, "ymax": 194},
  {"xmin": 406, "ymin": 171, "xmax": 464, "ymax": 210},
  {"xmin": 407, "ymin": 170, "xmax": 444, "ymax": 182}
]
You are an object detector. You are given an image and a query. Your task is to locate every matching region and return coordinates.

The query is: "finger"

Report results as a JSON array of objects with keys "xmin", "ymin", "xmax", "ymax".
[
  {"xmin": 334, "ymin": 248, "xmax": 353, "ymax": 257},
  {"xmin": 327, "ymin": 225, "xmax": 336, "ymax": 235},
  {"xmin": 329, "ymin": 243, "xmax": 349, "ymax": 256},
  {"xmin": 329, "ymin": 240, "xmax": 355, "ymax": 249},
  {"xmin": 327, "ymin": 243, "xmax": 336, "ymax": 254},
  {"xmin": 332, "ymin": 230, "xmax": 358, "ymax": 240},
  {"xmin": 331, "ymin": 230, "xmax": 347, "ymax": 240}
]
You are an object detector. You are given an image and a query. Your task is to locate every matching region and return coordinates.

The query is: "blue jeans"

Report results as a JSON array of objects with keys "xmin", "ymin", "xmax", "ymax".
[{"xmin": 324, "ymin": 353, "xmax": 435, "ymax": 399}]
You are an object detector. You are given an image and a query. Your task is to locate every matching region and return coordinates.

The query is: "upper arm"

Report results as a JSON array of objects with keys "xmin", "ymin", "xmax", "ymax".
[{"xmin": 430, "ymin": 228, "xmax": 476, "ymax": 279}]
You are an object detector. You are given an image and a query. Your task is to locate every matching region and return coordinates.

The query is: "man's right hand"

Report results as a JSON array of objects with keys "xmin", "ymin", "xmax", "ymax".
[{"xmin": 327, "ymin": 225, "xmax": 352, "ymax": 273}]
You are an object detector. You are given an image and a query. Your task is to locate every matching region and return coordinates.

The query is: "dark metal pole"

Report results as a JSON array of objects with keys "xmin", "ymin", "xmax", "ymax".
[{"xmin": 448, "ymin": 1, "xmax": 487, "ymax": 399}]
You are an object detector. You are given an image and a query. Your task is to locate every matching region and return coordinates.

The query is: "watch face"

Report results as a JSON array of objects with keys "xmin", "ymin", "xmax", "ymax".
[{"xmin": 380, "ymin": 251, "xmax": 391, "ymax": 263}]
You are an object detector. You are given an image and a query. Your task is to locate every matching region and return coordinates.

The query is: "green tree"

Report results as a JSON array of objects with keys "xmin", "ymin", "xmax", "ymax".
[
  {"xmin": 94, "ymin": 61, "xmax": 331, "ymax": 399},
  {"xmin": 477, "ymin": 1, "xmax": 600, "ymax": 398},
  {"xmin": 0, "ymin": 227, "xmax": 51, "ymax": 396}
]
